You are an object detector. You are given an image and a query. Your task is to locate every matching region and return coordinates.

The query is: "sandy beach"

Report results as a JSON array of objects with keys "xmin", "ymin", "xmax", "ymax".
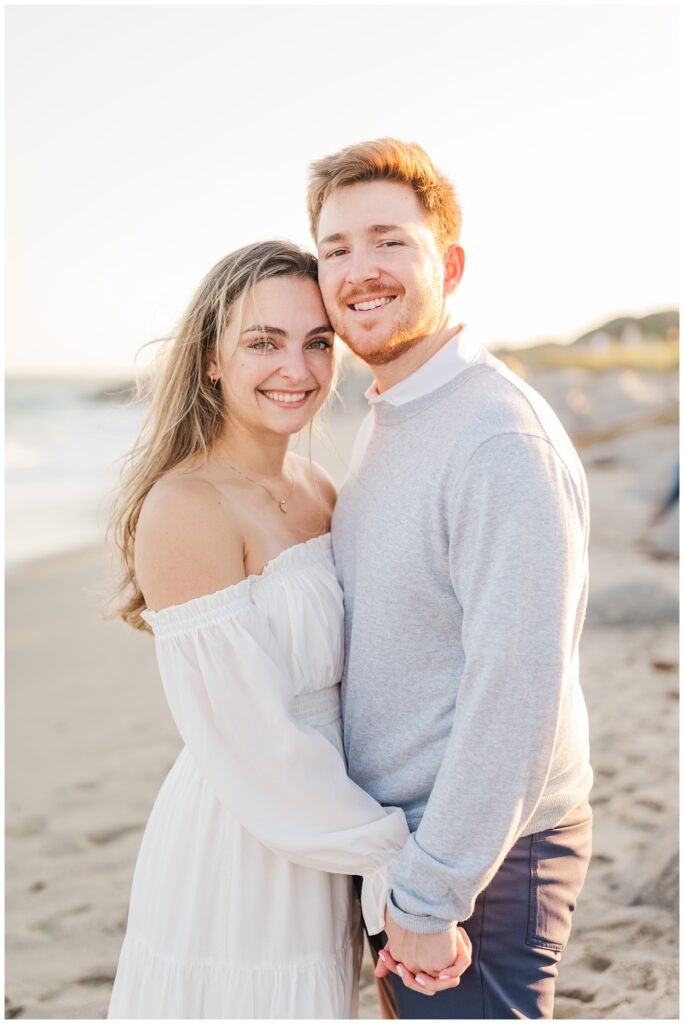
[{"xmin": 5, "ymin": 363, "xmax": 678, "ymax": 1020}]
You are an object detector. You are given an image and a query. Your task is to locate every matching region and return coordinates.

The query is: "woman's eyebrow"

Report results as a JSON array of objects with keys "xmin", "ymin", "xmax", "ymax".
[
  {"xmin": 240, "ymin": 324, "xmax": 287, "ymax": 337},
  {"xmin": 240, "ymin": 324, "xmax": 333, "ymax": 338}
]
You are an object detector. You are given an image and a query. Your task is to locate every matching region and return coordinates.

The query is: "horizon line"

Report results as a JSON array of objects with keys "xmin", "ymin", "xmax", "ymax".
[{"xmin": 6, "ymin": 303, "xmax": 678, "ymax": 381}]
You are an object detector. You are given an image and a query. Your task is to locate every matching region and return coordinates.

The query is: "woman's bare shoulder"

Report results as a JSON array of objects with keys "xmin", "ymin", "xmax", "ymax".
[{"xmin": 136, "ymin": 473, "xmax": 246, "ymax": 611}]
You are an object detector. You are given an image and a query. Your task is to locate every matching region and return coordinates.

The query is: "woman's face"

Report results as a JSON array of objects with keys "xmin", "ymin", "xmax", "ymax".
[{"xmin": 213, "ymin": 275, "xmax": 335, "ymax": 438}]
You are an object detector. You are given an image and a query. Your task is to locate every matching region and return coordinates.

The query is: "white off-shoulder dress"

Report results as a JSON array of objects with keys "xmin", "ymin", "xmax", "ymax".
[{"xmin": 108, "ymin": 534, "xmax": 408, "ymax": 1020}]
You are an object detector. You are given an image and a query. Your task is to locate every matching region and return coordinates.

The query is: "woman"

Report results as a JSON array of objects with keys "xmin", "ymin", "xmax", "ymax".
[{"xmin": 106, "ymin": 241, "xmax": 409, "ymax": 1019}]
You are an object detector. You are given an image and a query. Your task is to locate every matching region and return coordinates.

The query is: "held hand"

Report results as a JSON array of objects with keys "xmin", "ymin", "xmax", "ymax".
[{"xmin": 374, "ymin": 912, "xmax": 472, "ymax": 996}]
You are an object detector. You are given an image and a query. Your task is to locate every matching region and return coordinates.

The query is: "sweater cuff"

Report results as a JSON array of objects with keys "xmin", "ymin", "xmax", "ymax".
[{"xmin": 386, "ymin": 888, "xmax": 456, "ymax": 934}]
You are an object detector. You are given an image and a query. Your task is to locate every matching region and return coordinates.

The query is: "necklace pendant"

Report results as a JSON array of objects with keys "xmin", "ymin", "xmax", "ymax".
[{"xmin": 278, "ymin": 500, "xmax": 288, "ymax": 513}]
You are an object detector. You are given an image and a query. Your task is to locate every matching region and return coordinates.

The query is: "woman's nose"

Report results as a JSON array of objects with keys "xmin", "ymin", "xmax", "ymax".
[{"xmin": 278, "ymin": 350, "xmax": 311, "ymax": 384}]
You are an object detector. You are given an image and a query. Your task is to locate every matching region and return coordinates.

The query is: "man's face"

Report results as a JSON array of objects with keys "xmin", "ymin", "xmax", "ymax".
[{"xmin": 316, "ymin": 180, "xmax": 447, "ymax": 365}]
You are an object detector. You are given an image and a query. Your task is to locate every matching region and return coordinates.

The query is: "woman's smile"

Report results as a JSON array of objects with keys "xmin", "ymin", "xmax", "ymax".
[{"xmin": 258, "ymin": 387, "xmax": 317, "ymax": 409}]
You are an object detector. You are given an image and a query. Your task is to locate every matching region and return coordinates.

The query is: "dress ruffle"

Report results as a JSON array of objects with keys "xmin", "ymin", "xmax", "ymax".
[
  {"xmin": 141, "ymin": 533, "xmax": 332, "ymax": 636},
  {"xmin": 109, "ymin": 929, "xmax": 356, "ymax": 1020}
]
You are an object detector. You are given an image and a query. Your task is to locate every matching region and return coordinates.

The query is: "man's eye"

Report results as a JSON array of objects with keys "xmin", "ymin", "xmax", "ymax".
[
  {"xmin": 379, "ymin": 240, "xmax": 402, "ymax": 248},
  {"xmin": 307, "ymin": 339, "xmax": 332, "ymax": 351},
  {"xmin": 326, "ymin": 249, "xmax": 347, "ymax": 258},
  {"xmin": 248, "ymin": 339, "xmax": 276, "ymax": 350}
]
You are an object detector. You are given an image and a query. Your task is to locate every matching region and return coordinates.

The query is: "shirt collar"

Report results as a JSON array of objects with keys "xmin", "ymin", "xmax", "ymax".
[{"xmin": 364, "ymin": 325, "xmax": 481, "ymax": 407}]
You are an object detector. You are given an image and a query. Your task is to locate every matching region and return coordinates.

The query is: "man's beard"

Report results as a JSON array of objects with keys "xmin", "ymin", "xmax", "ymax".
[
  {"xmin": 332, "ymin": 275, "xmax": 443, "ymax": 366},
  {"xmin": 342, "ymin": 321, "xmax": 436, "ymax": 366}
]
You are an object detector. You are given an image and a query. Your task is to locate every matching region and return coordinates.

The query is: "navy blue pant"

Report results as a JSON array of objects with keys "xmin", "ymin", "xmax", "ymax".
[{"xmin": 368, "ymin": 801, "xmax": 592, "ymax": 1019}]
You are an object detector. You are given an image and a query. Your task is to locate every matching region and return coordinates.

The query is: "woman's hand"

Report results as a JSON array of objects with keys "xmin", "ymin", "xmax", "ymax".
[{"xmin": 374, "ymin": 916, "xmax": 472, "ymax": 996}]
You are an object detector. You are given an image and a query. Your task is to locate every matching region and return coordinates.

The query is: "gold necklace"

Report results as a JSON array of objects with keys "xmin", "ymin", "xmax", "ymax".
[{"xmin": 226, "ymin": 462, "xmax": 296, "ymax": 513}]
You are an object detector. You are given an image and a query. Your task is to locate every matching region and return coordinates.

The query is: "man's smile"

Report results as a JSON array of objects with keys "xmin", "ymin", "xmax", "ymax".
[{"xmin": 347, "ymin": 295, "xmax": 397, "ymax": 313}]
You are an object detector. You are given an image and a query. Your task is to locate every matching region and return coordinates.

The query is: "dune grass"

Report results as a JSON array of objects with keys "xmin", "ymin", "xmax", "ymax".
[{"xmin": 506, "ymin": 340, "xmax": 679, "ymax": 372}]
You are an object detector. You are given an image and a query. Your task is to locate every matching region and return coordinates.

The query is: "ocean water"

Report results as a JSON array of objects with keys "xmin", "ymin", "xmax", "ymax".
[
  {"xmin": 5, "ymin": 378, "xmax": 148, "ymax": 567},
  {"xmin": 4, "ymin": 365, "xmax": 374, "ymax": 569}
]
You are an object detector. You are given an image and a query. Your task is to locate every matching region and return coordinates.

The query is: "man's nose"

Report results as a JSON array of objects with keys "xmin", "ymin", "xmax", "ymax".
[{"xmin": 345, "ymin": 249, "xmax": 381, "ymax": 286}]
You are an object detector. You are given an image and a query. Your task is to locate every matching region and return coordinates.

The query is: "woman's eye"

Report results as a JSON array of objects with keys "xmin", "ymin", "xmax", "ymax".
[
  {"xmin": 379, "ymin": 240, "xmax": 402, "ymax": 248},
  {"xmin": 307, "ymin": 338, "xmax": 332, "ymax": 351},
  {"xmin": 248, "ymin": 339, "xmax": 276, "ymax": 351}
]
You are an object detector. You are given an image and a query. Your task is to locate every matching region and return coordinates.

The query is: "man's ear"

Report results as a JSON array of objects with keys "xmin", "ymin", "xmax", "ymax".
[{"xmin": 443, "ymin": 246, "xmax": 465, "ymax": 296}]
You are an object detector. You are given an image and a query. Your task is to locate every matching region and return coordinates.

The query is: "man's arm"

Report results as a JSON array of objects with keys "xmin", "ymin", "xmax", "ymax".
[{"xmin": 386, "ymin": 432, "xmax": 589, "ymax": 957}]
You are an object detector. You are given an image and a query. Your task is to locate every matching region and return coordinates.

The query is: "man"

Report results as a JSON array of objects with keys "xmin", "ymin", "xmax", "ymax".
[{"xmin": 307, "ymin": 139, "xmax": 593, "ymax": 1019}]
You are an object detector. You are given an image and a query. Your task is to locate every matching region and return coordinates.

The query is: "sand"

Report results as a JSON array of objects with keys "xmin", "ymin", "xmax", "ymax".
[{"xmin": 5, "ymin": 365, "xmax": 678, "ymax": 1019}]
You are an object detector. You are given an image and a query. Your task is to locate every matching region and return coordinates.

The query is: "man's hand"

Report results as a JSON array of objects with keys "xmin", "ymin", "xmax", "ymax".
[{"xmin": 374, "ymin": 912, "xmax": 472, "ymax": 996}]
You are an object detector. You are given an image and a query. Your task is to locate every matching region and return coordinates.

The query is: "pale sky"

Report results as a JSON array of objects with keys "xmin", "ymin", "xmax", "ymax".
[{"xmin": 6, "ymin": 4, "xmax": 678, "ymax": 376}]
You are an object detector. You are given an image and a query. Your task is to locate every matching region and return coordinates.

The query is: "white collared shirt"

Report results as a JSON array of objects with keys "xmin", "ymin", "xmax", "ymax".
[{"xmin": 364, "ymin": 325, "xmax": 481, "ymax": 406}]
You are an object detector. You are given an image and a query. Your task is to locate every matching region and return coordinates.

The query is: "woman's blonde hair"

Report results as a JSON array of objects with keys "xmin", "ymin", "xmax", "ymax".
[{"xmin": 106, "ymin": 240, "xmax": 319, "ymax": 632}]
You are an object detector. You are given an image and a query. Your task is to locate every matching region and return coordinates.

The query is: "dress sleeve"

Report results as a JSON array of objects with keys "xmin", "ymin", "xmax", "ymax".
[{"xmin": 144, "ymin": 592, "xmax": 408, "ymax": 935}]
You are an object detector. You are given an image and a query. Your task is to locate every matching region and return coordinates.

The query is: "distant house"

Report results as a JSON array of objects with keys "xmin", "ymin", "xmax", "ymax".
[{"xmin": 619, "ymin": 321, "xmax": 643, "ymax": 346}]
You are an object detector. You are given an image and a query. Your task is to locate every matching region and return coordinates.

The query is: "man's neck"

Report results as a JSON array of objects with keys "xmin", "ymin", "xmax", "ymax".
[{"xmin": 371, "ymin": 318, "xmax": 464, "ymax": 395}]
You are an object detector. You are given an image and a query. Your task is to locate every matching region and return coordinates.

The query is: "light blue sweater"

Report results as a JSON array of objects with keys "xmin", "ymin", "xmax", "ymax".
[{"xmin": 332, "ymin": 352, "xmax": 593, "ymax": 932}]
